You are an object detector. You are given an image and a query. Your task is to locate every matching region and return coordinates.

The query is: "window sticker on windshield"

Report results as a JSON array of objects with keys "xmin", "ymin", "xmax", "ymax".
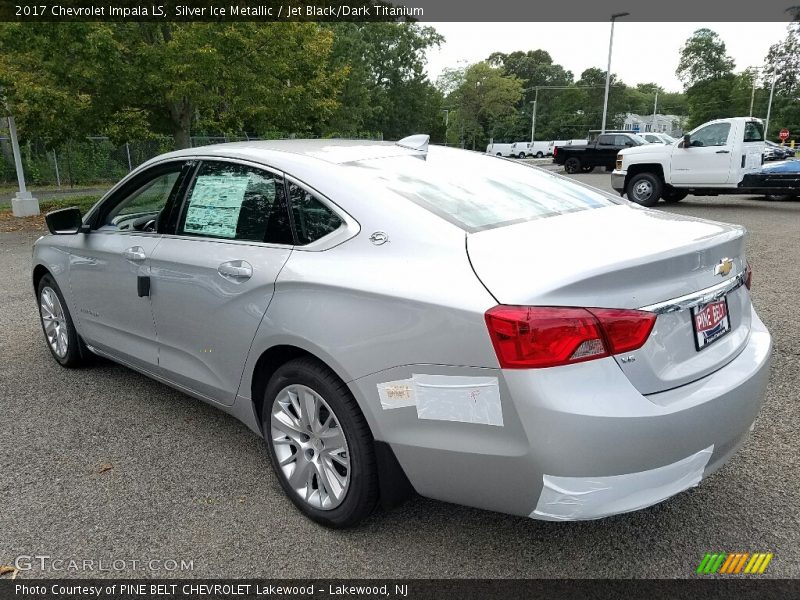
[{"xmin": 183, "ymin": 174, "xmax": 250, "ymax": 238}]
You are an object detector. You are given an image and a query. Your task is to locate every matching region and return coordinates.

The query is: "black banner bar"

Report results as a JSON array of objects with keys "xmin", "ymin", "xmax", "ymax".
[
  {"xmin": 2, "ymin": 579, "xmax": 800, "ymax": 600},
  {"xmin": 2, "ymin": 0, "xmax": 800, "ymax": 22}
]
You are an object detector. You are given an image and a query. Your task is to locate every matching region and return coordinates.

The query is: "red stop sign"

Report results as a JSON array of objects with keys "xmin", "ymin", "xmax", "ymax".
[{"xmin": 779, "ymin": 128, "xmax": 790, "ymax": 141}]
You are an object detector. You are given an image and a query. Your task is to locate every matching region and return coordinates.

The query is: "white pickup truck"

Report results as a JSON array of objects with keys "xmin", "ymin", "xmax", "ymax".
[{"xmin": 611, "ymin": 117, "xmax": 796, "ymax": 206}]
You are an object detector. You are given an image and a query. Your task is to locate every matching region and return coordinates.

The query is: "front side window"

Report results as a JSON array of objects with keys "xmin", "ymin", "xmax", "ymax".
[
  {"xmin": 179, "ymin": 162, "xmax": 293, "ymax": 244},
  {"xmin": 598, "ymin": 135, "xmax": 615, "ymax": 145},
  {"xmin": 101, "ymin": 167, "xmax": 182, "ymax": 231},
  {"xmin": 691, "ymin": 123, "xmax": 732, "ymax": 147},
  {"xmin": 287, "ymin": 183, "xmax": 343, "ymax": 245}
]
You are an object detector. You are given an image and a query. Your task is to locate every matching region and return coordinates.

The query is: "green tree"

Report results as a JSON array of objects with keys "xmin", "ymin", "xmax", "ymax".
[
  {"xmin": 762, "ymin": 23, "xmax": 800, "ymax": 140},
  {"xmin": 0, "ymin": 23, "xmax": 346, "ymax": 148},
  {"xmin": 323, "ymin": 22, "xmax": 444, "ymax": 140},
  {"xmin": 676, "ymin": 29, "xmax": 735, "ymax": 88},
  {"xmin": 448, "ymin": 62, "xmax": 523, "ymax": 149}
]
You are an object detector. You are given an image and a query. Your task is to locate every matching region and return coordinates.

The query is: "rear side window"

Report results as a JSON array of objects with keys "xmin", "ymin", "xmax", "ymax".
[
  {"xmin": 287, "ymin": 182, "xmax": 343, "ymax": 245},
  {"xmin": 179, "ymin": 161, "xmax": 293, "ymax": 244}
]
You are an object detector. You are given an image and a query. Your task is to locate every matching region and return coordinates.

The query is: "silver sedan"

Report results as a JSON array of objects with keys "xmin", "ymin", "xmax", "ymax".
[{"xmin": 32, "ymin": 136, "xmax": 771, "ymax": 527}]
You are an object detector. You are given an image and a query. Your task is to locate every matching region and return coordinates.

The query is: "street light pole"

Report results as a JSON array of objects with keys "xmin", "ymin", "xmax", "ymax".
[
  {"xmin": 530, "ymin": 89, "xmax": 539, "ymax": 141},
  {"xmin": 601, "ymin": 12, "xmax": 629, "ymax": 134},
  {"xmin": 651, "ymin": 90, "xmax": 658, "ymax": 132},
  {"xmin": 442, "ymin": 109, "xmax": 449, "ymax": 146},
  {"xmin": 7, "ymin": 116, "xmax": 40, "ymax": 217}
]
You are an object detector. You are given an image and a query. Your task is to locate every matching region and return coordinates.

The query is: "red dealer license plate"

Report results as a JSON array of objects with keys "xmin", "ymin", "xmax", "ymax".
[{"xmin": 692, "ymin": 298, "xmax": 731, "ymax": 350}]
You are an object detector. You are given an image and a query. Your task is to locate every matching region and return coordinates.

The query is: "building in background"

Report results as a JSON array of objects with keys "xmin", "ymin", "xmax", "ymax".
[{"xmin": 623, "ymin": 113, "xmax": 685, "ymax": 137}]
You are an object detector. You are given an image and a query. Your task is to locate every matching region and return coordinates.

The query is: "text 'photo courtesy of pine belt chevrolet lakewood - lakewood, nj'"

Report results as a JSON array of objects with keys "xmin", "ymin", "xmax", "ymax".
[{"xmin": 33, "ymin": 135, "xmax": 771, "ymax": 527}]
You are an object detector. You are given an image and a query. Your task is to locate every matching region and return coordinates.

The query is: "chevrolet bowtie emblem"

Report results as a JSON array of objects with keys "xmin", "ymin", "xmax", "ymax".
[{"xmin": 714, "ymin": 258, "xmax": 734, "ymax": 277}]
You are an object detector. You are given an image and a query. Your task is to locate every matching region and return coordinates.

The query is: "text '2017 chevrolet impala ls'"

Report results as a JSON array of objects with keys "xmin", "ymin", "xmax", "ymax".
[{"xmin": 33, "ymin": 136, "xmax": 771, "ymax": 527}]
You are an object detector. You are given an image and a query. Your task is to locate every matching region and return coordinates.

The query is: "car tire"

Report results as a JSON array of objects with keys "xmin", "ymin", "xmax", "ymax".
[
  {"xmin": 518, "ymin": 152, "xmax": 526, "ymax": 159},
  {"xmin": 662, "ymin": 188, "xmax": 689, "ymax": 203},
  {"xmin": 581, "ymin": 165, "xmax": 594, "ymax": 173},
  {"xmin": 626, "ymin": 172, "xmax": 663, "ymax": 207},
  {"xmin": 536, "ymin": 151, "xmax": 544, "ymax": 158},
  {"xmin": 496, "ymin": 152, "xmax": 502, "ymax": 156},
  {"xmin": 37, "ymin": 274, "xmax": 88, "ymax": 368},
  {"xmin": 564, "ymin": 157, "xmax": 581, "ymax": 174},
  {"xmin": 262, "ymin": 357, "xmax": 378, "ymax": 528}
]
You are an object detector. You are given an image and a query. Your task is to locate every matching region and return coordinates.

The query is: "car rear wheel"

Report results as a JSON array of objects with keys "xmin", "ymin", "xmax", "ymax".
[
  {"xmin": 518, "ymin": 152, "xmax": 526, "ymax": 159},
  {"xmin": 262, "ymin": 357, "xmax": 378, "ymax": 528},
  {"xmin": 37, "ymin": 274, "xmax": 88, "ymax": 368},
  {"xmin": 626, "ymin": 173, "xmax": 663, "ymax": 207},
  {"xmin": 496, "ymin": 152, "xmax": 502, "ymax": 156},
  {"xmin": 536, "ymin": 151, "xmax": 544, "ymax": 158},
  {"xmin": 564, "ymin": 157, "xmax": 581, "ymax": 174}
]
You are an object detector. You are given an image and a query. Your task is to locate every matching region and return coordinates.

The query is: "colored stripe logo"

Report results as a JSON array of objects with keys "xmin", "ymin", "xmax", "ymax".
[{"xmin": 696, "ymin": 552, "xmax": 773, "ymax": 574}]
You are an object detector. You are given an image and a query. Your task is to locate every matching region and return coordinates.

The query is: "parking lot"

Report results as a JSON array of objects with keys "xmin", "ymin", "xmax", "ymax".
[{"xmin": 1, "ymin": 173, "xmax": 799, "ymax": 579}]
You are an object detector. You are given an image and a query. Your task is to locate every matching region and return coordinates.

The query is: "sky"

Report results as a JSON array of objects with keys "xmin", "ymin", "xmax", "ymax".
[{"xmin": 425, "ymin": 23, "xmax": 792, "ymax": 93}]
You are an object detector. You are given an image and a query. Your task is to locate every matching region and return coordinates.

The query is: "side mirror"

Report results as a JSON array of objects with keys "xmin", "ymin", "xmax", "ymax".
[
  {"xmin": 45, "ymin": 207, "xmax": 84, "ymax": 235},
  {"xmin": 683, "ymin": 134, "xmax": 691, "ymax": 147}
]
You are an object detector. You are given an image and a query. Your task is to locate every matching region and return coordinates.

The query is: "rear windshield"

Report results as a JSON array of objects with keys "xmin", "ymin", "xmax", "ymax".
[
  {"xmin": 345, "ymin": 149, "xmax": 620, "ymax": 232},
  {"xmin": 743, "ymin": 121, "xmax": 764, "ymax": 142}
]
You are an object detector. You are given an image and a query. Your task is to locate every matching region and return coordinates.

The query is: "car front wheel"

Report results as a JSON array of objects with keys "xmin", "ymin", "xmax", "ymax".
[
  {"xmin": 37, "ymin": 274, "xmax": 88, "ymax": 368},
  {"xmin": 262, "ymin": 357, "xmax": 378, "ymax": 528},
  {"xmin": 626, "ymin": 173, "xmax": 663, "ymax": 207}
]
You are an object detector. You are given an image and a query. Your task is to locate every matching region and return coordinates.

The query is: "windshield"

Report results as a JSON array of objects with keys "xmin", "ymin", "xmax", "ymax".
[
  {"xmin": 632, "ymin": 134, "xmax": 650, "ymax": 144},
  {"xmin": 346, "ymin": 149, "xmax": 620, "ymax": 232}
]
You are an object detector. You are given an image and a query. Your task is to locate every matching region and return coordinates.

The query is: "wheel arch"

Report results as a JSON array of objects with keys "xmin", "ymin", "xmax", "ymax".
[
  {"xmin": 625, "ymin": 163, "xmax": 665, "ymax": 188},
  {"xmin": 248, "ymin": 342, "xmax": 414, "ymax": 510},
  {"xmin": 32, "ymin": 263, "xmax": 51, "ymax": 293}
]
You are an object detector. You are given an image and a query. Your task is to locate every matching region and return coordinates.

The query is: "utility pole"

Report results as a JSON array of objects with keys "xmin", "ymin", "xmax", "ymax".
[
  {"xmin": 749, "ymin": 67, "xmax": 759, "ymax": 117},
  {"xmin": 765, "ymin": 63, "xmax": 778, "ymax": 138},
  {"xmin": 530, "ymin": 100, "xmax": 537, "ymax": 141},
  {"xmin": 442, "ymin": 109, "xmax": 449, "ymax": 146},
  {"xmin": 652, "ymin": 91, "xmax": 658, "ymax": 133},
  {"xmin": 8, "ymin": 116, "xmax": 40, "ymax": 217},
  {"xmin": 601, "ymin": 12, "xmax": 629, "ymax": 134}
]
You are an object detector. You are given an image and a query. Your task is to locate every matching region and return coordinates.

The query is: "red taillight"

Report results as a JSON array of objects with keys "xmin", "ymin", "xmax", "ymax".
[
  {"xmin": 744, "ymin": 261, "xmax": 752, "ymax": 290},
  {"xmin": 484, "ymin": 306, "xmax": 656, "ymax": 369},
  {"xmin": 553, "ymin": 147, "xmax": 558, "ymax": 157}
]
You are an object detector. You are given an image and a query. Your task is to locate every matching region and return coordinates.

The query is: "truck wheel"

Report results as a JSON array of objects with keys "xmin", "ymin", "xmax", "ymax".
[
  {"xmin": 626, "ymin": 173, "xmax": 662, "ymax": 207},
  {"xmin": 662, "ymin": 188, "xmax": 689, "ymax": 203},
  {"xmin": 580, "ymin": 165, "xmax": 594, "ymax": 173},
  {"xmin": 536, "ymin": 151, "xmax": 544, "ymax": 158},
  {"xmin": 564, "ymin": 157, "xmax": 581, "ymax": 174},
  {"xmin": 518, "ymin": 152, "xmax": 527, "ymax": 159}
]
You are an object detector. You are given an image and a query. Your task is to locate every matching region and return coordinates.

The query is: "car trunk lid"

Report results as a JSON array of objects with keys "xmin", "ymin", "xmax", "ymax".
[{"xmin": 467, "ymin": 204, "xmax": 751, "ymax": 394}]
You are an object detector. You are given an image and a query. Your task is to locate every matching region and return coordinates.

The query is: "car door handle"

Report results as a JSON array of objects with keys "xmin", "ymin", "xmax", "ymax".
[
  {"xmin": 715, "ymin": 150, "xmax": 731, "ymax": 154},
  {"xmin": 123, "ymin": 246, "xmax": 147, "ymax": 262},
  {"xmin": 218, "ymin": 260, "xmax": 253, "ymax": 281}
]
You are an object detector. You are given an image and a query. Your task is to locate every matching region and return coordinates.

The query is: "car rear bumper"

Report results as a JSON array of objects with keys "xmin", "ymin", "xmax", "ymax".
[
  {"xmin": 611, "ymin": 170, "xmax": 627, "ymax": 193},
  {"xmin": 352, "ymin": 307, "xmax": 771, "ymax": 519}
]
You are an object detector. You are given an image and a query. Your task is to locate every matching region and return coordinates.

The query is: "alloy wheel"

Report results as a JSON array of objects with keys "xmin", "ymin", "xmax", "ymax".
[
  {"xmin": 40, "ymin": 287, "xmax": 68, "ymax": 358},
  {"xmin": 270, "ymin": 384, "xmax": 350, "ymax": 510}
]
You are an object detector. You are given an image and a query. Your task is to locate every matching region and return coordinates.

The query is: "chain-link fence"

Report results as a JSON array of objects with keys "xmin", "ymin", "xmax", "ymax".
[{"xmin": 0, "ymin": 131, "xmax": 383, "ymax": 188}]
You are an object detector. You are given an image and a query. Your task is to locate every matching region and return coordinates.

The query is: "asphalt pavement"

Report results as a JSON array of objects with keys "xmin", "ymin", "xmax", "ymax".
[{"xmin": 1, "ymin": 174, "xmax": 799, "ymax": 579}]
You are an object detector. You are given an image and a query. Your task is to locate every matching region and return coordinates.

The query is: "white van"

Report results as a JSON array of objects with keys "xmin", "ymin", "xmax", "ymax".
[
  {"xmin": 511, "ymin": 141, "xmax": 551, "ymax": 158},
  {"xmin": 486, "ymin": 142, "xmax": 515, "ymax": 157}
]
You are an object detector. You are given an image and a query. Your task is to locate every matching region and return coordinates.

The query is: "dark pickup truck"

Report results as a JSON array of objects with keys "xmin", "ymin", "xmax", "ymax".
[{"xmin": 553, "ymin": 132, "xmax": 646, "ymax": 173}]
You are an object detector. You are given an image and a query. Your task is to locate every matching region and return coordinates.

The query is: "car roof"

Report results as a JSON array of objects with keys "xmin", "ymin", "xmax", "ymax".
[{"xmin": 153, "ymin": 139, "xmax": 425, "ymax": 167}]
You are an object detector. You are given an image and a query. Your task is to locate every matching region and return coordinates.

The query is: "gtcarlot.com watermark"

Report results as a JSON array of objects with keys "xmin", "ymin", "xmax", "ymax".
[{"xmin": 13, "ymin": 555, "xmax": 194, "ymax": 573}]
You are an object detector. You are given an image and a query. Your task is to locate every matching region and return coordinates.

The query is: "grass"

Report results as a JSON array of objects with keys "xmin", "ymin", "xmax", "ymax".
[{"xmin": 0, "ymin": 194, "xmax": 101, "ymax": 233}]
